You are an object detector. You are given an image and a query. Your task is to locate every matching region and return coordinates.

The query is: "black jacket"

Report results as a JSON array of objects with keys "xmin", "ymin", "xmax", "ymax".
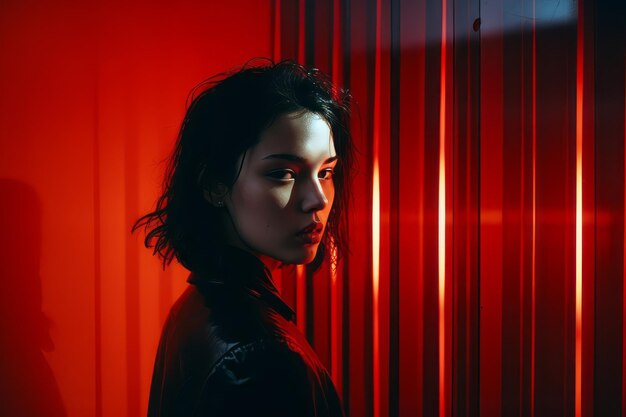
[{"xmin": 147, "ymin": 246, "xmax": 345, "ymax": 417}]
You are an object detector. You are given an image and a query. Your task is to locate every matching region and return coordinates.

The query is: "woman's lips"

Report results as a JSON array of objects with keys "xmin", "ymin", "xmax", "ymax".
[
  {"xmin": 296, "ymin": 231, "xmax": 322, "ymax": 244},
  {"xmin": 298, "ymin": 222, "xmax": 323, "ymax": 234},
  {"xmin": 296, "ymin": 222, "xmax": 323, "ymax": 244}
]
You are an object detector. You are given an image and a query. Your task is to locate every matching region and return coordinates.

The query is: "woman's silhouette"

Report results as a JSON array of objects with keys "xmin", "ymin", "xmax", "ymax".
[{"xmin": 134, "ymin": 60, "xmax": 354, "ymax": 417}]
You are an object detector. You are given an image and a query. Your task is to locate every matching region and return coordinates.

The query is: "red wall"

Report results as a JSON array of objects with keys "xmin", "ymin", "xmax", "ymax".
[
  {"xmin": 275, "ymin": 1, "xmax": 625, "ymax": 417},
  {"xmin": 1, "ymin": 1, "xmax": 625, "ymax": 417},
  {"xmin": 0, "ymin": 1, "xmax": 272, "ymax": 416}
]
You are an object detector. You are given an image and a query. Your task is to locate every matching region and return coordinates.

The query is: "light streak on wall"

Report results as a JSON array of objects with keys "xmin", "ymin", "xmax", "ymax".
[
  {"xmin": 575, "ymin": 1, "xmax": 584, "ymax": 416},
  {"xmin": 372, "ymin": 165, "xmax": 381, "ymax": 417},
  {"xmin": 372, "ymin": 0, "xmax": 382, "ymax": 417},
  {"xmin": 330, "ymin": 243, "xmax": 340, "ymax": 388},
  {"xmin": 297, "ymin": 264, "xmax": 306, "ymax": 334},
  {"xmin": 372, "ymin": 1, "xmax": 382, "ymax": 416},
  {"xmin": 438, "ymin": 0, "xmax": 447, "ymax": 416}
]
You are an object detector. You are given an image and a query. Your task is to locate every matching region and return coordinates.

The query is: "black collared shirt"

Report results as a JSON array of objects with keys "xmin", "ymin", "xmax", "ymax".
[{"xmin": 147, "ymin": 246, "xmax": 345, "ymax": 417}]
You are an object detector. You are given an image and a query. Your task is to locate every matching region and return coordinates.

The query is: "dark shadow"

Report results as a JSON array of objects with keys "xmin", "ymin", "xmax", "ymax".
[{"xmin": 0, "ymin": 179, "xmax": 66, "ymax": 417}]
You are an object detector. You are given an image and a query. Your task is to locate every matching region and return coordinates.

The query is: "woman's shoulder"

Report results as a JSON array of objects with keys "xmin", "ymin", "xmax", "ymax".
[
  {"xmin": 156, "ymin": 287, "xmax": 344, "ymax": 416},
  {"xmin": 166, "ymin": 283, "xmax": 268, "ymax": 337},
  {"xmin": 208, "ymin": 336, "xmax": 317, "ymax": 380},
  {"xmin": 196, "ymin": 338, "xmax": 344, "ymax": 417},
  {"xmin": 163, "ymin": 283, "xmax": 302, "ymax": 370}
]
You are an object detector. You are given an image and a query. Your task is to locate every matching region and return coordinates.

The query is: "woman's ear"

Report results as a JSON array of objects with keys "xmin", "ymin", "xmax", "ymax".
[{"xmin": 203, "ymin": 182, "xmax": 229, "ymax": 208}]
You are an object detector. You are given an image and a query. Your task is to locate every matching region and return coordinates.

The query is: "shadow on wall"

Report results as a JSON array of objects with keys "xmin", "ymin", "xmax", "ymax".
[{"xmin": 0, "ymin": 179, "xmax": 66, "ymax": 417}]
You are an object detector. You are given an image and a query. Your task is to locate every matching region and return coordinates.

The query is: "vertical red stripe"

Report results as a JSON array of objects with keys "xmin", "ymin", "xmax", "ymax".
[
  {"xmin": 273, "ymin": 0, "xmax": 281, "ymax": 61},
  {"xmin": 93, "ymin": 73, "xmax": 103, "ymax": 417},
  {"xmin": 438, "ymin": 0, "xmax": 447, "ymax": 416},
  {"xmin": 479, "ymin": 3, "xmax": 503, "ymax": 414},
  {"xmin": 465, "ymin": 29, "xmax": 472, "ymax": 415},
  {"xmin": 530, "ymin": 1, "xmax": 537, "ymax": 413},
  {"xmin": 330, "ymin": 245, "xmax": 340, "ymax": 389},
  {"xmin": 330, "ymin": 0, "xmax": 341, "ymax": 394},
  {"xmin": 398, "ymin": 1, "xmax": 427, "ymax": 412},
  {"xmin": 298, "ymin": 0, "xmax": 305, "ymax": 64},
  {"xmin": 372, "ymin": 0, "xmax": 382, "ymax": 414},
  {"xmin": 581, "ymin": 8, "xmax": 594, "ymax": 414},
  {"xmin": 331, "ymin": 0, "xmax": 341, "ymax": 85},
  {"xmin": 417, "ymin": 3, "xmax": 425, "ymax": 412},
  {"xmin": 297, "ymin": 264, "xmax": 306, "ymax": 333},
  {"xmin": 622, "ymin": 56, "xmax": 626, "ymax": 417},
  {"xmin": 125, "ymin": 123, "xmax": 140, "ymax": 417},
  {"xmin": 575, "ymin": 2, "xmax": 584, "ymax": 417},
  {"xmin": 519, "ymin": 16, "xmax": 526, "ymax": 412}
]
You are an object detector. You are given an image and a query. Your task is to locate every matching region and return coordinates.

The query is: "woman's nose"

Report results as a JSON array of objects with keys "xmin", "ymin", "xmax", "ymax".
[{"xmin": 301, "ymin": 177, "xmax": 328, "ymax": 213}]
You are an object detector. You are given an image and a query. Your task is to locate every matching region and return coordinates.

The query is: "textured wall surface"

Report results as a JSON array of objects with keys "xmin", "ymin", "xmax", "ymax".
[{"xmin": 1, "ymin": 1, "xmax": 624, "ymax": 417}]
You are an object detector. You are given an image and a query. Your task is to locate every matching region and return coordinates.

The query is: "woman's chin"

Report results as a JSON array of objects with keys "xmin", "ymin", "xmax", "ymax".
[{"xmin": 278, "ymin": 244, "xmax": 319, "ymax": 265}]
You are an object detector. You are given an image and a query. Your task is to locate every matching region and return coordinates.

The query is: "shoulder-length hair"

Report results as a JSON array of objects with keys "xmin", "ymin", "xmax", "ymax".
[{"xmin": 133, "ymin": 59, "xmax": 354, "ymax": 274}]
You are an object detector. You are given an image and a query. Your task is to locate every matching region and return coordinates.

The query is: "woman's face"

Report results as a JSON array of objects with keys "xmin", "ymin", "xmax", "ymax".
[{"xmin": 222, "ymin": 111, "xmax": 337, "ymax": 267}]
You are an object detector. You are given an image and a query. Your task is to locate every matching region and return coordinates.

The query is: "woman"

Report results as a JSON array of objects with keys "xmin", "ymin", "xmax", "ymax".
[{"xmin": 134, "ymin": 60, "xmax": 353, "ymax": 417}]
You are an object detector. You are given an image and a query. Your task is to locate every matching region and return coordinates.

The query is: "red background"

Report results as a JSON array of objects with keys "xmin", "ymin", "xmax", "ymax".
[{"xmin": 1, "ymin": 1, "xmax": 624, "ymax": 417}]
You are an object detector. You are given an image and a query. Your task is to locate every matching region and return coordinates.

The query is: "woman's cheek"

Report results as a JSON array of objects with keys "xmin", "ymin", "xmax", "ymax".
[
  {"xmin": 322, "ymin": 181, "xmax": 336, "ymax": 208},
  {"xmin": 267, "ymin": 183, "xmax": 293, "ymax": 209}
]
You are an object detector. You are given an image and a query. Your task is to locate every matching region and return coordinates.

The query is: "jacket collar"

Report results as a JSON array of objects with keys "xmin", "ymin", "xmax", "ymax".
[{"xmin": 187, "ymin": 245, "xmax": 296, "ymax": 322}]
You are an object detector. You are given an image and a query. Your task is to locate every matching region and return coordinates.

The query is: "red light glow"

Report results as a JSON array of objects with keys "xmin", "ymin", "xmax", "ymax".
[
  {"xmin": 297, "ymin": 264, "xmax": 306, "ymax": 334},
  {"xmin": 330, "ymin": 243, "xmax": 340, "ymax": 388},
  {"xmin": 438, "ymin": 1, "xmax": 447, "ymax": 416},
  {"xmin": 372, "ymin": 0, "xmax": 382, "ymax": 416},
  {"xmin": 575, "ymin": 2, "xmax": 584, "ymax": 416}
]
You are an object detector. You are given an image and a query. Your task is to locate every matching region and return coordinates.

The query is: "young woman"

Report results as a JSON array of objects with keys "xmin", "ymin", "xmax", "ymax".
[{"xmin": 135, "ymin": 60, "xmax": 353, "ymax": 417}]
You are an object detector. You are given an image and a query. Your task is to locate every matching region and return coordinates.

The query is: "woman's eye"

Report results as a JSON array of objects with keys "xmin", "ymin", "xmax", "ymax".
[
  {"xmin": 319, "ymin": 168, "xmax": 335, "ymax": 180},
  {"xmin": 267, "ymin": 169, "xmax": 296, "ymax": 181}
]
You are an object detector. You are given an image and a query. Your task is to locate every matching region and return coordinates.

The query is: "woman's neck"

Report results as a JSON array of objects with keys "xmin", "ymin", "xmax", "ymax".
[{"xmin": 220, "ymin": 212, "xmax": 282, "ymax": 272}]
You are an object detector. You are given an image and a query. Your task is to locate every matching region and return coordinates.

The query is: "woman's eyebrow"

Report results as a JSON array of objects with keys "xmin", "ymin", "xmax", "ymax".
[{"xmin": 262, "ymin": 154, "xmax": 338, "ymax": 164}]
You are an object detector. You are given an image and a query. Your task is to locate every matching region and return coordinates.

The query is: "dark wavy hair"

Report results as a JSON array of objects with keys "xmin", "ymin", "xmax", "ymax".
[{"xmin": 133, "ymin": 59, "xmax": 354, "ymax": 274}]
